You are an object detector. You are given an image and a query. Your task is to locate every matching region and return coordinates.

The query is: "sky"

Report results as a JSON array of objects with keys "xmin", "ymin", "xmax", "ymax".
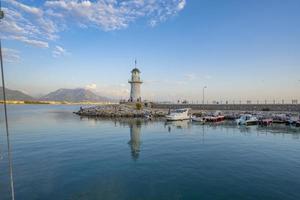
[{"xmin": 1, "ymin": 0, "xmax": 300, "ymax": 102}]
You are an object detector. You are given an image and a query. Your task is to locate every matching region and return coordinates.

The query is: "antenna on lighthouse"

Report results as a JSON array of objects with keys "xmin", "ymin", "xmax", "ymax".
[{"xmin": 134, "ymin": 59, "xmax": 137, "ymax": 68}]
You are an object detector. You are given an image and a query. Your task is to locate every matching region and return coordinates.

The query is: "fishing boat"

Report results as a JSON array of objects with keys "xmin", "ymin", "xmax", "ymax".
[
  {"xmin": 236, "ymin": 114, "xmax": 258, "ymax": 126},
  {"xmin": 166, "ymin": 108, "xmax": 190, "ymax": 121},
  {"xmin": 203, "ymin": 111, "xmax": 225, "ymax": 122}
]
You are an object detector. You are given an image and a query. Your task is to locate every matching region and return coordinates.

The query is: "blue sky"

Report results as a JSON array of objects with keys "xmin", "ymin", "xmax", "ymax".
[{"xmin": 1, "ymin": 0, "xmax": 300, "ymax": 102}]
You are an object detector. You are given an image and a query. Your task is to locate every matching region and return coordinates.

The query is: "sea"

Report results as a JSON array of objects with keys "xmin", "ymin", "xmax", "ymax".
[{"xmin": 0, "ymin": 105, "xmax": 300, "ymax": 200}]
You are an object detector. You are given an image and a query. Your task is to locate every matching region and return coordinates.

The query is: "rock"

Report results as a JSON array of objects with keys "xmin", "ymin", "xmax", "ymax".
[{"xmin": 75, "ymin": 104, "xmax": 167, "ymax": 119}]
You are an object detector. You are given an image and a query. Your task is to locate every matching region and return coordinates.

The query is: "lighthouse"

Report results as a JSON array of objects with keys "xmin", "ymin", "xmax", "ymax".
[{"xmin": 128, "ymin": 60, "xmax": 143, "ymax": 102}]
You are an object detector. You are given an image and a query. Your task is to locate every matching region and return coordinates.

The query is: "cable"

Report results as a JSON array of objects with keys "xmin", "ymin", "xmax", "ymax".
[{"xmin": 0, "ymin": 0, "xmax": 16, "ymax": 199}]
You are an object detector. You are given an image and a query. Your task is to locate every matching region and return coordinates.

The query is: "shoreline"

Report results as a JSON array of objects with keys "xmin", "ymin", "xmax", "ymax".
[{"xmin": 0, "ymin": 100, "xmax": 116, "ymax": 105}]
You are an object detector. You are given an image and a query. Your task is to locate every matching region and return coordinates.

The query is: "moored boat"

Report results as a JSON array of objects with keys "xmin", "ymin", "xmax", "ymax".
[
  {"xmin": 191, "ymin": 115, "xmax": 205, "ymax": 123},
  {"xmin": 259, "ymin": 118, "xmax": 273, "ymax": 126},
  {"xmin": 203, "ymin": 111, "xmax": 225, "ymax": 122},
  {"xmin": 166, "ymin": 108, "xmax": 190, "ymax": 121},
  {"xmin": 272, "ymin": 114, "xmax": 289, "ymax": 124},
  {"xmin": 236, "ymin": 114, "xmax": 258, "ymax": 126},
  {"xmin": 285, "ymin": 116, "xmax": 300, "ymax": 126}
]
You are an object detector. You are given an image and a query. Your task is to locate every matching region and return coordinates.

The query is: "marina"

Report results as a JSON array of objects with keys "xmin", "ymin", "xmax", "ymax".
[
  {"xmin": 1, "ymin": 105, "xmax": 300, "ymax": 200},
  {"xmin": 75, "ymin": 104, "xmax": 300, "ymax": 128}
]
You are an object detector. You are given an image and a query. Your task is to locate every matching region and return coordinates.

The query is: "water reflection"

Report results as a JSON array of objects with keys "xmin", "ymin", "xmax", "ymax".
[
  {"xmin": 78, "ymin": 116, "xmax": 300, "ymax": 159},
  {"xmin": 128, "ymin": 120, "xmax": 142, "ymax": 160},
  {"xmin": 164, "ymin": 120, "xmax": 191, "ymax": 132},
  {"xmin": 2, "ymin": 105, "xmax": 300, "ymax": 200},
  {"xmin": 78, "ymin": 117, "xmax": 145, "ymax": 160}
]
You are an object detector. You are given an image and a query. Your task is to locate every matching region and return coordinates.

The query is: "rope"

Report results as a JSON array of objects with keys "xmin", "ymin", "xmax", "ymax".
[{"xmin": 0, "ymin": 0, "xmax": 16, "ymax": 199}]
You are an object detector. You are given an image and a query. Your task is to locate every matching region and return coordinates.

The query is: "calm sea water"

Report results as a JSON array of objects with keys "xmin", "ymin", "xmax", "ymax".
[{"xmin": 0, "ymin": 105, "xmax": 300, "ymax": 200}]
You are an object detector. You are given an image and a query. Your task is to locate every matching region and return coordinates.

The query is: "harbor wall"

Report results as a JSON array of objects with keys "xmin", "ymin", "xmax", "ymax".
[{"xmin": 151, "ymin": 103, "xmax": 300, "ymax": 112}]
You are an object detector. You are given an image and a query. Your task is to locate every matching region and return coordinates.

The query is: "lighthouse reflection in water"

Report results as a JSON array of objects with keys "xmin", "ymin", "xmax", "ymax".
[
  {"xmin": 128, "ymin": 120, "xmax": 142, "ymax": 160},
  {"xmin": 126, "ymin": 119, "xmax": 191, "ymax": 160}
]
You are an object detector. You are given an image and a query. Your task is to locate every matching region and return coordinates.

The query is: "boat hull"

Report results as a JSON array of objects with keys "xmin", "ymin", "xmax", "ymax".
[
  {"xmin": 166, "ymin": 117, "xmax": 190, "ymax": 121},
  {"xmin": 165, "ymin": 108, "xmax": 190, "ymax": 121},
  {"xmin": 259, "ymin": 119, "xmax": 273, "ymax": 126},
  {"xmin": 204, "ymin": 116, "xmax": 225, "ymax": 122},
  {"xmin": 245, "ymin": 120, "xmax": 258, "ymax": 126},
  {"xmin": 191, "ymin": 116, "xmax": 204, "ymax": 122}
]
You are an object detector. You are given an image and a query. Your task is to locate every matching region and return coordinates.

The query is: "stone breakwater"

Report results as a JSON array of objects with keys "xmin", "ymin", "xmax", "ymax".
[
  {"xmin": 74, "ymin": 104, "xmax": 167, "ymax": 118},
  {"xmin": 74, "ymin": 104, "xmax": 299, "ymax": 120}
]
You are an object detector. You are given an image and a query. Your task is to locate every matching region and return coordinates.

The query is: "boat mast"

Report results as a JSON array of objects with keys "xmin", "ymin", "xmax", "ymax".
[{"xmin": 0, "ymin": 0, "xmax": 16, "ymax": 199}]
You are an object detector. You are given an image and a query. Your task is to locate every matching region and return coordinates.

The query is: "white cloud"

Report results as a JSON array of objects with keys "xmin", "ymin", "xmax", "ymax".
[
  {"xmin": 177, "ymin": 0, "xmax": 186, "ymax": 11},
  {"xmin": 52, "ymin": 45, "xmax": 68, "ymax": 57},
  {"xmin": 45, "ymin": 9, "xmax": 64, "ymax": 18},
  {"xmin": 2, "ymin": 48, "xmax": 21, "ymax": 63},
  {"xmin": 0, "ymin": 5, "xmax": 55, "ymax": 49},
  {"xmin": 4, "ymin": 0, "xmax": 43, "ymax": 16},
  {"xmin": 85, "ymin": 83, "xmax": 97, "ymax": 90},
  {"xmin": 8, "ymin": 35, "xmax": 49, "ymax": 48},
  {"xmin": 1, "ymin": 0, "xmax": 186, "ymax": 59}
]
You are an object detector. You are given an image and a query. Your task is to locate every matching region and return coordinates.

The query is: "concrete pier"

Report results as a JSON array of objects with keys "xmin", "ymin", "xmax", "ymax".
[{"xmin": 152, "ymin": 103, "xmax": 300, "ymax": 112}]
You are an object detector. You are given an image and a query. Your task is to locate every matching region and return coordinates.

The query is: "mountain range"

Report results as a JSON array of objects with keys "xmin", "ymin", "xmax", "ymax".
[
  {"xmin": 0, "ymin": 87, "xmax": 34, "ymax": 101},
  {"xmin": 0, "ymin": 87, "xmax": 114, "ymax": 102}
]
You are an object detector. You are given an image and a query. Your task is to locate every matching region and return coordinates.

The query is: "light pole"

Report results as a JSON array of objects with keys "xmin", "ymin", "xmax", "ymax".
[{"xmin": 202, "ymin": 86, "xmax": 207, "ymax": 104}]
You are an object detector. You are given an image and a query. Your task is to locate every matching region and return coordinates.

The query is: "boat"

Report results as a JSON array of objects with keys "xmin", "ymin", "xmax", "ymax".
[
  {"xmin": 191, "ymin": 115, "xmax": 205, "ymax": 123},
  {"xmin": 236, "ymin": 114, "xmax": 258, "ymax": 126},
  {"xmin": 203, "ymin": 111, "xmax": 225, "ymax": 122},
  {"xmin": 272, "ymin": 114, "xmax": 289, "ymax": 124},
  {"xmin": 286, "ymin": 116, "xmax": 300, "ymax": 126},
  {"xmin": 259, "ymin": 118, "xmax": 273, "ymax": 126},
  {"xmin": 166, "ymin": 108, "xmax": 190, "ymax": 121}
]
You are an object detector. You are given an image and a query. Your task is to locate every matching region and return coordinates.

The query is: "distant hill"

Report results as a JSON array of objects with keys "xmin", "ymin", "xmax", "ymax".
[
  {"xmin": 0, "ymin": 87, "xmax": 35, "ymax": 101},
  {"xmin": 40, "ymin": 88, "xmax": 112, "ymax": 102}
]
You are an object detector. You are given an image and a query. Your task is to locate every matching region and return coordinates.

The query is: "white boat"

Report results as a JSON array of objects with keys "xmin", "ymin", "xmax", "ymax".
[
  {"xmin": 191, "ymin": 115, "xmax": 205, "ymax": 123},
  {"xmin": 236, "ymin": 114, "xmax": 258, "ymax": 126},
  {"xmin": 166, "ymin": 108, "xmax": 190, "ymax": 121}
]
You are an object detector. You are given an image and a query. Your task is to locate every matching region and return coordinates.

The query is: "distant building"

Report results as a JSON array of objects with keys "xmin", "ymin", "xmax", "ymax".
[{"xmin": 128, "ymin": 61, "xmax": 143, "ymax": 102}]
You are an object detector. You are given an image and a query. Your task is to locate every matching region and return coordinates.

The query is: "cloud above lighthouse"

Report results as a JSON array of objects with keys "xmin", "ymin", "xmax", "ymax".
[{"xmin": 1, "ymin": 0, "xmax": 187, "ymax": 57}]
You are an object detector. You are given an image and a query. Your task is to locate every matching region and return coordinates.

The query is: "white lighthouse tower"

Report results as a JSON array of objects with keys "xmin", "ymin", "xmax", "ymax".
[{"xmin": 128, "ymin": 60, "xmax": 143, "ymax": 102}]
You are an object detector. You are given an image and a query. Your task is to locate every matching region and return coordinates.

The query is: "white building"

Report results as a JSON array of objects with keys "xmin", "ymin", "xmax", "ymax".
[{"xmin": 128, "ymin": 65, "xmax": 143, "ymax": 102}]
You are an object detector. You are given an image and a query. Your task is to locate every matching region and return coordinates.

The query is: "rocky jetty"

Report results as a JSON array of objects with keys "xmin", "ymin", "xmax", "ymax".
[
  {"xmin": 75, "ymin": 105, "xmax": 299, "ymax": 123},
  {"xmin": 74, "ymin": 104, "xmax": 167, "ymax": 118}
]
